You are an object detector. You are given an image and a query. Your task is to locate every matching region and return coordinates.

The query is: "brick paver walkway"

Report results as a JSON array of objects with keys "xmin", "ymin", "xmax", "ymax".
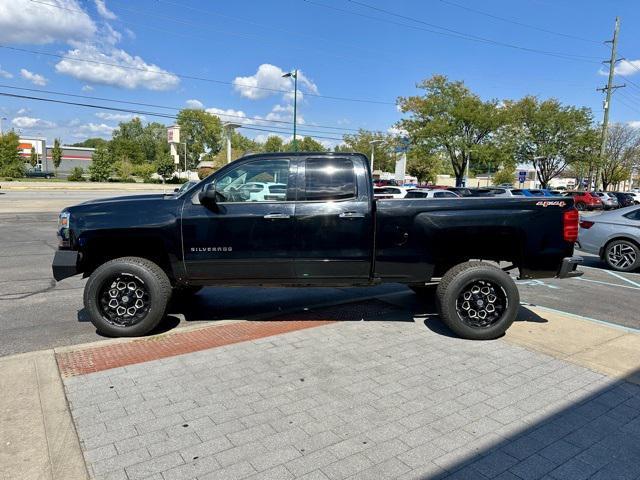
[{"xmin": 63, "ymin": 319, "xmax": 640, "ymax": 480}]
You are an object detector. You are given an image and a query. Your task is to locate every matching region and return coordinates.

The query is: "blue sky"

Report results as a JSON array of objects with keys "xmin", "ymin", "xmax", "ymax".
[{"xmin": 1, "ymin": 0, "xmax": 640, "ymax": 147}]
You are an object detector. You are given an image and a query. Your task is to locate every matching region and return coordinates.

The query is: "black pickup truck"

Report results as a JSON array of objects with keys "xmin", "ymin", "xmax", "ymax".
[{"xmin": 53, "ymin": 152, "xmax": 582, "ymax": 340}]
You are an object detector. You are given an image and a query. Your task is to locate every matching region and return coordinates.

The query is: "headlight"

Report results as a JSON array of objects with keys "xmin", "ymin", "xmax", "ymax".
[{"xmin": 58, "ymin": 211, "xmax": 71, "ymax": 247}]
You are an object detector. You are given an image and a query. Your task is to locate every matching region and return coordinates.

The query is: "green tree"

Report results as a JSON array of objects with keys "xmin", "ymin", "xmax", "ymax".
[
  {"xmin": 398, "ymin": 75, "xmax": 508, "ymax": 187},
  {"xmin": 71, "ymin": 137, "xmax": 108, "ymax": 149},
  {"xmin": 0, "ymin": 131, "xmax": 24, "ymax": 177},
  {"xmin": 263, "ymin": 136, "xmax": 284, "ymax": 152},
  {"xmin": 52, "ymin": 138, "xmax": 63, "ymax": 176},
  {"xmin": 505, "ymin": 96, "xmax": 595, "ymax": 188},
  {"xmin": 114, "ymin": 160, "xmax": 134, "ymax": 180},
  {"xmin": 155, "ymin": 150, "xmax": 175, "ymax": 182},
  {"xmin": 336, "ymin": 129, "xmax": 398, "ymax": 172},
  {"xmin": 29, "ymin": 147, "xmax": 38, "ymax": 168},
  {"xmin": 231, "ymin": 131, "xmax": 261, "ymax": 155},
  {"xmin": 177, "ymin": 109, "xmax": 223, "ymax": 169},
  {"xmin": 600, "ymin": 123, "xmax": 640, "ymax": 190},
  {"xmin": 88, "ymin": 145, "xmax": 113, "ymax": 182},
  {"xmin": 406, "ymin": 149, "xmax": 442, "ymax": 184},
  {"xmin": 133, "ymin": 163, "xmax": 156, "ymax": 182},
  {"xmin": 110, "ymin": 118, "xmax": 145, "ymax": 165},
  {"xmin": 285, "ymin": 136, "xmax": 326, "ymax": 152},
  {"xmin": 492, "ymin": 164, "xmax": 516, "ymax": 185}
]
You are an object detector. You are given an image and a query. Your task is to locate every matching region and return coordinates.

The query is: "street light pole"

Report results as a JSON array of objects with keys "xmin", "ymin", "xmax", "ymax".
[
  {"xmin": 282, "ymin": 70, "xmax": 298, "ymax": 151},
  {"xmin": 369, "ymin": 139, "xmax": 382, "ymax": 172},
  {"xmin": 182, "ymin": 142, "xmax": 187, "ymax": 173},
  {"xmin": 222, "ymin": 122, "xmax": 241, "ymax": 163}
]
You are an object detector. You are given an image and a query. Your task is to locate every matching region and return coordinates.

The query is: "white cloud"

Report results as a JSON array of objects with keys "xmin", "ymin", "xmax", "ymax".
[
  {"xmin": 94, "ymin": 0, "xmax": 116, "ymax": 20},
  {"xmin": 17, "ymin": 108, "xmax": 29, "ymax": 114},
  {"xmin": 82, "ymin": 85, "xmax": 94, "ymax": 91},
  {"xmin": 233, "ymin": 64, "xmax": 318, "ymax": 100},
  {"xmin": 615, "ymin": 59, "xmax": 640, "ymax": 76},
  {"xmin": 95, "ymin": 112, "xmax": 144, "ymax": 121},
  {"xmin": 103, "ymin": 23, "xmax": 122, "ymax": 45},
  {"xmin": 20, "ymin": 68, "xmax": 48, "ymax": 86},
  {"xmin": 0, "ymin": 0, "xmax": 96, "ymax": 45},
  {"xmin": 0, "ymin": 65, "xmax": 12, "ymax": 79},
  {"xmin": 205, "ymin": 107, "xmax": 251, "ymax": 124},
  {"xmin": 55, "ymin": 44, "xmax": 180, "ymax": 91},
  {"xmin": 77, "ymin": 122, "xmax": 116, "ymax": 136},
  {"xmin": 629, "ymin": 121, "xmax": 640, "ymax": 129},
  {"xmin": 185, "ymin": 99, "xmax": 204, "ymax": 109},
  {"xmin": 387, "ymin": 126, "xmax": 408, "ymax": 137},
  {"xmin": 12, "ymin": 116, "xmax": 56, "ymax": 129}
]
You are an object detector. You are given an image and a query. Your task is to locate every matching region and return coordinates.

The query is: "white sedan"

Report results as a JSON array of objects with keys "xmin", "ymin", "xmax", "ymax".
[
  {"xmin": 404, "ymin": 189, "xmax": 460, "ymax": 199},
  {"xmin": 373, "ymin": 186, "xmax": 414, "ymax": 199},
  {"xmin": 237, "ymin": 182, "xmax": 287, "ymax": 201}
]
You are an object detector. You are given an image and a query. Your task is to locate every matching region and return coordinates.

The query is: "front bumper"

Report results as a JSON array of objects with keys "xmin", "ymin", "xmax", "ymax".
[
  {"xmin": 557, "ymin": 256, "xmax": 583, "ymax": 279},
  {"xmin": 52, "ymin": 250, "xmax": 79, "ymax": 281}
]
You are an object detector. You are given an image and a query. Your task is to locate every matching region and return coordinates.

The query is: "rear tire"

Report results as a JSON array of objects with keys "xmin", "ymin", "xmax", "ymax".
[
  {"xmin": 84, "ymin": 257, "xmax": 171, "ymax": 337},
  {"xmin": 436, "ymin": 261, "xmax": 519, "ymax": 340},
  {"xmin": 575, "ymin": 202, "xmax": 586, "ymax": 211},
  {"xmin": 604, "ymin": 240, "xmax": 640, "ymax": 272}
]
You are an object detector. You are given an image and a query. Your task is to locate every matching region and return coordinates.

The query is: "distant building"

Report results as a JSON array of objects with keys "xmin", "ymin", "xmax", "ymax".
[{"xmin": 18, "ymin": 136, "xmax": 94, "ymax": 177}]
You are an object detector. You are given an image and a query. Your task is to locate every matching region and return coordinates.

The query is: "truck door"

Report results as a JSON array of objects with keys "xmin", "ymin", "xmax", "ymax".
[
  {"xmin": 294, "ymin": 156, "xmax": 373, "ymax": 281},
  {"xmin": 181, "ymin": 157, "xmax": 297, "ymax": 281}
]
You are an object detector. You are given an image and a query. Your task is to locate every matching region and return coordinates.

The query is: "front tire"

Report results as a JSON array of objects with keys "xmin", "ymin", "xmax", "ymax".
[
  {"xmin": 575, "ymin": 202, "xmax": 586, "ymax": 211},
  {"xmin": 604, "ymin": 240, "xmax": 640, "ymax": 272},
  {"xmin": 83, "ymin": 257, "xmax": 171, "ymax": 337},
  {"xmin": 436, "ymin": 261, "xmax": 519, "ymax": 340}
]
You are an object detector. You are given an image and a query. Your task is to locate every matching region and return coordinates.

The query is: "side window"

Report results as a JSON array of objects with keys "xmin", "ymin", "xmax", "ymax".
[
  {"xmin": 304, "ymin": 158, "xmax": 356, "ymax": 201},
  {"xmin": 433, "ymin": 191, "xmax": 448, "ymax": 198},
  {"xmin": 215, "ymin": 159, "xmax": 290, "ymax": 202},
  {"xmin": 623, "ymin": 209, "xmax": 640, "ymax": 221}
]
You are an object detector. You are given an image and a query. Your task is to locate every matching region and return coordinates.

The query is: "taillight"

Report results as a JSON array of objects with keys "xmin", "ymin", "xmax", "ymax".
[
  {"xmin": 563, "ymin": 209, "xmax": 579, "ymax": 242},
  {"xmin": 579, "ymin": 220, "xmax": 594, "ymax": 229}
]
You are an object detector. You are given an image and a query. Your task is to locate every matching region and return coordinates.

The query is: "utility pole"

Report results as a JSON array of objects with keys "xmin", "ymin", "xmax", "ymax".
[
  {"xmin": 595, "ymin": 17, "xmax": 625, "ymax": 191},
  {"xmin": 282, "ymin": 70, "xmax": 298, "ymax": 151}
]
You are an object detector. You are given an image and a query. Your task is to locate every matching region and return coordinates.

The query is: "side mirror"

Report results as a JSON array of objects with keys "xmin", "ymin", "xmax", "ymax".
[{"xmin": 198, "ymin": 183, "xmax": 218, "ymax": 208}]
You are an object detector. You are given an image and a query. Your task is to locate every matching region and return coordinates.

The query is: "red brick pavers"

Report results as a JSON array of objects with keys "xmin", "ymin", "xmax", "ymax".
[{"xmin": 56, "ymin": 320, "xmax": 334, "ymax": 377}]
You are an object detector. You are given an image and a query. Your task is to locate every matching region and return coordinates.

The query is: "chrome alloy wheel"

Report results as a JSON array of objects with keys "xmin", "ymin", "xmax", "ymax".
[
  {"xmin": 607, "ymin": 242, "xmax": 637, "ymax": 270},
  {"xmin": 99, "ymin": 273, "xmax": 150, "ymax": 327},
  {"xmin": 455, "ymin": 280, "xmax": 508, "ymax": 328}
]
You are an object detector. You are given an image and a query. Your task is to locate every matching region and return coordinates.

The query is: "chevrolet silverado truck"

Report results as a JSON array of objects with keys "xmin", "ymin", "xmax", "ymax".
[{"xmin": 52, "ymin": 152, "xmax": 582, "ymax": 340}]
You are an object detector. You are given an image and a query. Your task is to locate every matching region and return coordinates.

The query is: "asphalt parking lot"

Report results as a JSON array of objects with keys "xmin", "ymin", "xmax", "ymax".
[{"xmin": 1, "ymin": 189, "xmax": 638, "ymax": 357}]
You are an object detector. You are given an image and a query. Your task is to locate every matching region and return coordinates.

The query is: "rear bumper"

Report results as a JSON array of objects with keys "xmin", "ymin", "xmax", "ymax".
[
  {"xmin": 557, "ymin": 256, "xmax": 583, "ymax": 279},
  {"xmin": 52, "ymin": 250, "xmax": 79, "ymax": 281}
]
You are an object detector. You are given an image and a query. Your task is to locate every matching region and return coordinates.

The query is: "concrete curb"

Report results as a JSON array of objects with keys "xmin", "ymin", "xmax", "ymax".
[{"xmin": 0, "ymin": 350, "xmax": 88, "ymax": 480}]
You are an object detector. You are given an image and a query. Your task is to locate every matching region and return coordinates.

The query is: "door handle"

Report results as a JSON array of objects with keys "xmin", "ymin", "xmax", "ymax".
[
  {"xmin": 338, "ymin": 211, "xmax": 365, "ymax": 219},
  {"xmin": 263, "ymin": 213, "xmax": 291, "ymax": 219}
]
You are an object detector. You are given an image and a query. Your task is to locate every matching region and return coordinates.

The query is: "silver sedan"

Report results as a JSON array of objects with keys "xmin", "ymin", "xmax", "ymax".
[{"xmin": 578, "ymin": 206, "xmax": 640, "ymax": 271}]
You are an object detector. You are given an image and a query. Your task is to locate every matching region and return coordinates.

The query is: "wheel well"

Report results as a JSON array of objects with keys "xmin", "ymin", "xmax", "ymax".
[{"xmin": 81, "ymin": 236, "xmax": 173, "ymax": 281}]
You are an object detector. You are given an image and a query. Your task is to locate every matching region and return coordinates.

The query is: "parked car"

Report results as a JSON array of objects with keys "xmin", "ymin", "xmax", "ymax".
[
  {"xmin": 404, "ymin": 189, "xmax": 460, "ymax": 199},
  {"xmin": 592, "ymin": 192, "xmax": 619, "ymax": 210},
  {"xmin": 53, "ymin": 152, "xmax": 582, "ymax": 340},
  {"xmin": 562, "ymin": 191, "xmax": 603, "ymax": 211},
  {"xmin": 173, "ymin": 181, "xmax": 198, "ymax": 194},
  {"xmin": 488, "ymin": 188, "xmax": 525, "ymax": 197},
  {"xmin": 373, "ymin": 179, "xmax": 400, "ymax": 187},
  {"xmin": 626, "ymin": 191, "xmax": 640, "ymax": 205},
  {"xmin": 373, "ymin": 186, "xmax": 413, "ymax": 199},
  {"xmin": 578, "ymin": 206, "xmax": 640, "ymax": 271},
  {"xmin": 609, "ymin": 192, "xmax": 635, "ymax": 208},
  {"xmin": 25, "ymin": 169, "xmax": 55, "ymax": 179},
  {"xmin": 446, "ymin": 187, "xmax": 494, "ymax": 197}
]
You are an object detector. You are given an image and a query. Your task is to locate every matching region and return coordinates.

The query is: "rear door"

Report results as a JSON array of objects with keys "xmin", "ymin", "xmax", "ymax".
[{"xmin": 294, "ymin": 155, "xmax": 373, "ymax": 281}]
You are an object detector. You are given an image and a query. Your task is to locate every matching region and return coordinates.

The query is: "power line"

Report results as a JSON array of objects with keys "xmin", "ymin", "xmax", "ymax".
[
  {"xmin": 1, "ymin": 44, "xmax": 395, "ymax": 105},
  {"xmin": 303, "ymin": 0, "xmax": 601, "ymax": 63},
  {"xmin": 436, "ymin": 0, "xmax": 602, "ymax": 45},
  {"xmin": 0, "ymin": 91, "xmax": 346, "ymax": 141},
  {"xmin": 0, "ymin": 84, "xmax": 373, "ymax": 134}
]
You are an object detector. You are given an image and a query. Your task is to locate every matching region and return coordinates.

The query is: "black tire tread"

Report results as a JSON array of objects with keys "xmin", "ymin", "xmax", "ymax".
[
  {"xmin": 83, "ymin": 256, "xmax": 171, "ymax": 337},
  {"xmin": 436, "ymin": 261, "xmax": 518, "ymax": 340}
]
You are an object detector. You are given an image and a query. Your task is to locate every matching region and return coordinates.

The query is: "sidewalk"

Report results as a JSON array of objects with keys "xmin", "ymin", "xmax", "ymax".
[
  {"xmin": 2, "ymin": 302, "xmax": 640, "ymax": 480},
  {"xmin": 0, "ymin": 181, "xmax": 172, "ymax": 191}
]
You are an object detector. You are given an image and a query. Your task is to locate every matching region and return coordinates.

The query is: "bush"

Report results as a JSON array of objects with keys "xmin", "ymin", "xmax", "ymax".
[
  {"xmin": 132, "ymin": 163, "xmax": 155, "ymax": 182},
  {"xmin": 68, "ymin": 167, "xmax": 85, "ymax": 182},
  {"xmin": 0, "ymin": 163, "xmax": 25, "ymax": 178},
  {"xmin": 114, "ymin": 160, "xmax": 134, "ymax": 180}
]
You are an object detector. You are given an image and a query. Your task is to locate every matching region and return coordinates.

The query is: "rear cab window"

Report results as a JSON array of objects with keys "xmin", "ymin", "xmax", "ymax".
[{"xmin": 303, "ymin": 157, "xmax": 357, "ymax": 201}]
